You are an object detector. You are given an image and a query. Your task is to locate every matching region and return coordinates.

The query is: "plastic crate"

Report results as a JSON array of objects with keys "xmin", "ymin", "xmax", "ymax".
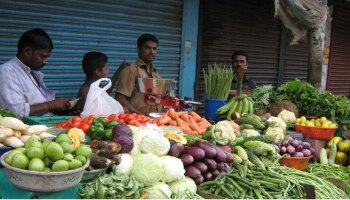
[{"xmin": 22, "ymin": 116, "xmax": 73, "ymax": 127}]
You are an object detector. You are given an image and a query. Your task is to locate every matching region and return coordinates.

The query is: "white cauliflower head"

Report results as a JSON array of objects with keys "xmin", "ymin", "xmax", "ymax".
[
  {"xmin": 278, "ymin": 109, "xmax": 296, "ymax": 123},
  {"xmin": 215, "ymin": 120, "xmax": 236, "ymax": 143},
  {"xmin": 266, "ymin": 116, "xmax": 287, "ymax": 131},
  {"xmin": 265, "ymin": 127, "xmax": 285, "ymax": 141}
]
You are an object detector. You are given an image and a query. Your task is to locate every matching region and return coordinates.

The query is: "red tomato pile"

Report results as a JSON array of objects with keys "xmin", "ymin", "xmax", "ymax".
[{"xmin": 54, "ymin": 113, "xmax": 152, "ymax": 134}]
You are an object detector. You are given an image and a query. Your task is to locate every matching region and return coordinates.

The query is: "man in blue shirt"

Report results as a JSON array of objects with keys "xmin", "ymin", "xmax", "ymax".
[{"xmin": 0, "ymin": 28, "xmax": 70, "ymax": 117}]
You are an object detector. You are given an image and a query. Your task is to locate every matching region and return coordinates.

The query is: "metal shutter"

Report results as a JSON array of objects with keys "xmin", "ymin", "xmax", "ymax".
[
  {"xmin": 0, "ymin": 0, "xmax": 183, "ymax": 97},
  {"xmin": 282, "ymin": 32, "xmax": 310, "ymax": 82},
  {"xmin": 327, "ymin": 4, "xmax": 350, "ymax": 98},
  {"xmin": 196, "ymin": 0, "xmax": 281, "ymax": 113}
]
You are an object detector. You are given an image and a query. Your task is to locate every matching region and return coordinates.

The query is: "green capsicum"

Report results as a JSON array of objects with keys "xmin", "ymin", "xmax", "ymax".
[{"xmin": 89, "ymin": 118, "xmax": 106, "ymax": 140}]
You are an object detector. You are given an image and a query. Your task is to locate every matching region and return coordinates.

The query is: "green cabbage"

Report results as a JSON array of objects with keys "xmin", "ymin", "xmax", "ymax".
[
  {"xmin": 131, "ymin": 153, "xmax": 165, "ymax": 186},
  {"xmin": 160, "ymin": 156, "xmax": 185, "ymax": 183},
  {"xmin": 140, "ymin": 134, "xmax": 170, "ymax": 156},
  {"xmin": 168, "ymin": 176, "xmax": 197, "ymax": 194},
  {"xmin": 114, "ymin": 153, "xmax": 133, "ymax": 175},
  {"xmin": 145, "ymin": 182, "xmax": 172, "ymax": 199}
]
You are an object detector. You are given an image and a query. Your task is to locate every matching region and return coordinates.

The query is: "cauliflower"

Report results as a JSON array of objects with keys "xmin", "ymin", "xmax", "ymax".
[
  {"xmin": 278, "ymin": 109, "xmax": 296, "ymax": 123},
  {"xmin": 203, "ymin": 120, "xmax": 235, "ymax": 145},
  {"xmin": 241, "ymin": 129, "xmax": 260, "ymax": 137},
  {"xmin": 264, "ymin": 127, "xmax": 285, "ymax": 141},
  {"xmin": 266, "ymin": 116, "xmax": 287, "ymax": 130}
]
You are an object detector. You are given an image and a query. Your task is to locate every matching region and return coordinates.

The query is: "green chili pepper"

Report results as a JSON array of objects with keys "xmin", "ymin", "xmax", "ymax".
[{"xmin": 89, "ymin": 119, "xmax": 105, "ymax": 139}]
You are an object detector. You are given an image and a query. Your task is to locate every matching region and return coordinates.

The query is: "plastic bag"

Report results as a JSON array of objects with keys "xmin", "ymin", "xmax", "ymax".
[{"xmin": 81, "ymin": 78, "xmax": 124, "ymax": 118}]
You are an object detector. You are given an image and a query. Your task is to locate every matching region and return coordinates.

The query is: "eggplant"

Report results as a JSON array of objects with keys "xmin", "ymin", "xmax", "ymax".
[
  {"xmin": 182, "ymin": 146, "xmax": 205, "ymax": 160},
  {"xmin": 179, "ymin": 154, "xmax": 194, "ymax": 166},
  {"xmin": 194, "ymin": 175, "xmax": 204, "ymax": 185},
  {"xmin": 286, "ymin": 144, "xmax": 296, "ymax": 154},
  {"xmin": 185, "ymin": 166, "xmax": 201, "ymax": 178},
  {"xmin": 203, "ymin": 171, "xmax": 213, "ymax": 181},
  {"xmin": 202, "ymin": 157, "xmax": 217, "ymax": 170},
  {"xmin": 193, "ymin": 161, "xmax": 208, "ymax": 173},
  {"xmin": 194, "ymin": 141, "xmax": 217, "ymax": 158},
  {"xmin": 169, "ymin": 142, "xmax": 184, "ymax": 157}
]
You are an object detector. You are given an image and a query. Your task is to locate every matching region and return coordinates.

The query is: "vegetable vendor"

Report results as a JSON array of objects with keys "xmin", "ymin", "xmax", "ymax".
[
  {"xmin": 0, "ymin": 28, "xmax": 71, "ymax": 117},
  {"xmin": 231, "ymin": 50, "xmax": 257, "ymax": 90},
  {"xmin": 115, "ymin": 33, "xmax": 161, "ymax": 114}
]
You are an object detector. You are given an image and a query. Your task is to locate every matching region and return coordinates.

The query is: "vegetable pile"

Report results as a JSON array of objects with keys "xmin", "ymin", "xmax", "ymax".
[
  {"xmin": 168, "ymin": 140, "xmax": 233, "ymax": 185},
  {"xmin": 278, "ymin": 137, "xmax": 315, "ymax": 158}
]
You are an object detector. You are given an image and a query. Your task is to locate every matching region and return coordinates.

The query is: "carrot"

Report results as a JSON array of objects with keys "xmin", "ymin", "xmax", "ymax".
[
  {"xmin": 158, "ymin": 115, "xmax": 172, "ymax": 125},
  {"xmin": 176, "ymin": 117, "xmax": 189, "ymax": 127},
  {"xmin": 190, "ymin": 111, "xmax": 202, "ymax": 122},
  {"xmin": 180, "ymin": 113, "xmax": 190, "ymax": 124},
  {"xmin": 177, "ymin": 111, "xmax": 188, "ymax": 117},
  {"xmin": 189, "ymin": 117, "xmax": 201, "ymax": 133},
  {"xmin": 168, "ymin": 120, "xmax": 177, "ymax": 126},
  {"xmin": 198, "ymin": 124, "xmax": 210, "ymax": 130},
  {"xmin": 199, "ymin": 117, "xmax": 210, "ymax": 123},
  {"xmin": 198, "ymin": 120, "xmax": 211, "ymax": 127},
  {"xmin": 199, "ymin": 128, "xmax": 207, "ymax": 135},
  {"xmin": 168, "ymin": 108, "xmax": 178, "ymax": 119},
  {"xmin": 191, "ymin": 131, "xmax": 199, "ymax": 135},
  {"xmin": 164, "ymin": 109, "xmax": 170, "ymax": 116},
  {"xmin": 178, "ymin": 126, "xmax": 192, "ymax": 134}
]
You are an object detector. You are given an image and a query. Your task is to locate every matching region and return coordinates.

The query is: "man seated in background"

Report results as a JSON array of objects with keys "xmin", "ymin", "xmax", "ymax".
[{"xmin": 231, "ymin": 50, "xmax": 257, "ymax": 90}]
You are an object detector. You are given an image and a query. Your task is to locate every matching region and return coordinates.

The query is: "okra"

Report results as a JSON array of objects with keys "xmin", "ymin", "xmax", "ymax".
[
  {"xmin": 225, "ymin": 176, "xmax": 243, "ymax": 193},
  {"xmin": 253, "ymin": 188, "xmax": 263, "ymax": 199}
]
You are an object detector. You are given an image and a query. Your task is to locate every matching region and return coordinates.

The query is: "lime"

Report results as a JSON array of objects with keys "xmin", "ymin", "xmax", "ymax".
[
  {"xmin": 59, "ymin": 142, "xmax": 74, "ymax": 154},
  {"xmin": 45, "ymin": 142, "xmax": 64, "ymax": 161},
  {"xmin": 43, "ymin": 157, "xmax": 53, "ymax": 167},
  {"xmin": 16, "ymin": 147, "xmax": 27, "ymax": 154},
  {"xmin": 28, "ymin": 158, "xmax": 45, "ymax": 171},
  {"xmin": 69, "ymin": 159, "xmax": 83, "ymax": 169},
  {"xmin": 44, "ymin": 167, "xmax": 51, "ymax": 172},
  {"xmin": 4, "ymin": 150, "xmax": 23, "ymax": 165},
  {"xmin": 27, "ymin": 147, "xmax": 45, "ymax": 160},
  {"xmin": 11, "ymin": 153, "xmax": 29, "ymax": 169},
  {"xmin": 75, "ymin": 145, "xmax": 92, "ymax": 158},
  {"xmin": 25, "ymin": 137, "xmax": 40, "ymax": 149},
  {"xmin": 55, "ymin": 134, "xmax": 71, "ymax": 144},
  {"xmin": 30, "ymin": 141, "xmax": 43, "ymax": 149},
  {"xmin": 63, "ymin": 153, "xmax": 74, "ymax": 161},
  {"xmin": 42, "ymin": 140, "xmax": 52, "ymax": 150},
  {"xmin": 75, "ymin": 155, "xmax": 87, "ymax": 165},
  {"xmin": 51, "ymin": 160, "xmax": 69, "ymax": 172}
]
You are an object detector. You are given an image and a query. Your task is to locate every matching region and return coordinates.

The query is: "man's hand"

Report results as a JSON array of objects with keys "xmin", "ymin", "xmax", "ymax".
[{"xmin": 48, "ymin": 98, "xmax": 71, "ymax": 112}]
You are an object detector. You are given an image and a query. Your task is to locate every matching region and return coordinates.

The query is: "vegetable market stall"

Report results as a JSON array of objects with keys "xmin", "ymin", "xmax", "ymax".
[{"xmin": 1, "ymin": 79, "xmax": 350, "ymax": 199}]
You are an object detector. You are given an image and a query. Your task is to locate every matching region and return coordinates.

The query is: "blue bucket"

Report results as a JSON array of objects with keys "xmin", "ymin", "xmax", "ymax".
[{"xmin": 205, "ymin": 99, "xmax": 227, "ymax": 121}]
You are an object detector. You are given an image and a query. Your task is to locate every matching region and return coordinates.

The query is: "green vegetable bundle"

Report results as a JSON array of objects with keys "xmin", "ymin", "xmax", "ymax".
[
  {"xmin": 203, "ymin": 63, "xmax": 234, "ymax": 100},
  {"xmin": 79, "ymin": 171, "xmax": 144, "ymax": 199}
]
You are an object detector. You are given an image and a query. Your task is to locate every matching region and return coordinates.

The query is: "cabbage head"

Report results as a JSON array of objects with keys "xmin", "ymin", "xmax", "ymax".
[
  {"xmin": 113, "ymin": 153, "xmax": 133, "ymax": 175},
  {"xmin": 160, "ymin": 156, "xmax": 185, "ymax": 183},
  {"xmin": 168, "ymin": 176, "xmax": 197, "ymax": 194},
  {"xmin": 145, "ymin": 182, "xmax": 172, "ymax": 199},
  {"xmin": 131, "ymin": 153, "xmax": 165, "ymax": 186},
  {"xmin": 140, "ymin": 134, "xmax": 170, "ymax": 156}
]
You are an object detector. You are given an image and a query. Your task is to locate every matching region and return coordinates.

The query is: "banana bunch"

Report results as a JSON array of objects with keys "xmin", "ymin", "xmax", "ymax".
[{"xmin": 217, "ymin": 95, "xmax": 254, "ymax": 120}]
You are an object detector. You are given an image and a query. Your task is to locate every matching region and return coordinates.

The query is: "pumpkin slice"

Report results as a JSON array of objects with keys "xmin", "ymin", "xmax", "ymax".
[
  {"xmin": 164, "ymin": 131, "xmax": 187, "ymax": 144},
  {"xmin": 68, "ymin": 128, "xmax": 81, "ymax": 149}
]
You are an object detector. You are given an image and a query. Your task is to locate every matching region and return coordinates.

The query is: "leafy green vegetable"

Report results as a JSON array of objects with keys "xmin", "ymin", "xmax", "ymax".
[
  {"xmin": 79, "ymin": 171, "xmax": 144, "ymax": 199},
  {"xmin": 0, "ymin": 108, "xmax": 16, "ymax": 118},
  {"xmin": 249, "ymin": 85, "xmax": 275, "ymax": 111}
]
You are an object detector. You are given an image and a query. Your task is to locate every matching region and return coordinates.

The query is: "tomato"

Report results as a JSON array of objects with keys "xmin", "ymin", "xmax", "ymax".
[
  {"xmin": 124, "ymin": 114, "xmax": 136, "ymax": 123},
  {"xmin": 103, "ymin": 117, "xmax": 110, "ymax": 123},
  {"xmin": 71, "ymin": 116, "xmax": 82, "ymax": 123},
  {"xmin": 72, "ymin": 121, "xmax": 81, "ymax": 128},
  {"xmin": 79, "ymin": 123, "xmax": 90, "ymax": 134},
  {"xmin": 119, "ymin": 113, "xmax": 127, "ymax": 120},
  {"xmin": 127, "ymin": 119, "xmax": 138, "ymax": 126},
  {"xmin": 119, "ymin": 119, "xmax": 126, "ymax": 124},
  {"xmin": 108, "ymin": 114, "xmax": 118, "ymax": 120},
  {"xmin": 131, "ymin": 113, "xmax": 137, "ymax": 116}
]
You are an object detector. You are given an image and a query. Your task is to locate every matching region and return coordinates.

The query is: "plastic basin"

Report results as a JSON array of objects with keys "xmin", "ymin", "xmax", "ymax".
[
  {"xmin": 294, "ymin": 124, "xmax": 336, "ymax": 140},
  {"xmin": 0, "ymin": 146, "xmax": 14, "ymax": 168},
  {"xmin": 279, "ymin": 156, "xmax": 312, "ymax": 171},
  {"xmin": 0, "ymin": 151, "xmax": 89, "ymax": 192},
  {"xmin": 81, "ymin": 168, "xmax": 107, "ymax": 182}
]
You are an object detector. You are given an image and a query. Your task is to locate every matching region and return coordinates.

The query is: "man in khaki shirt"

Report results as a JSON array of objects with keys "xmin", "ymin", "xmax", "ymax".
[{"xmin": 116, "ymin": 33, "xmax": 161, "ymax": 114}]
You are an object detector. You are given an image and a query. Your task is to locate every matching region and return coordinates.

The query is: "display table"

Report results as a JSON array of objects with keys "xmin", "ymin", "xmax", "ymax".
[{"xmin": 0, "ymin": 168, "xmax": 81, "ymax": 199}]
